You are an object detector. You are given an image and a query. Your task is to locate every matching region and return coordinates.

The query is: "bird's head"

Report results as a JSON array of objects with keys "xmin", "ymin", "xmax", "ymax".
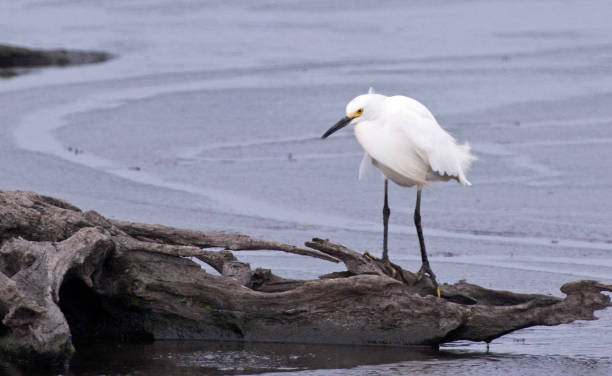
[{"xmin": 322, "ymin": 90, "xmax": 385, "ymax": 139}]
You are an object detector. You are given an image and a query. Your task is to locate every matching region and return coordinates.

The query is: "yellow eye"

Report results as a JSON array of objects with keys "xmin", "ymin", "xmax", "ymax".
[{"xmin": 357, "ymin": 108, "xmax": 363, "ymax": 115}]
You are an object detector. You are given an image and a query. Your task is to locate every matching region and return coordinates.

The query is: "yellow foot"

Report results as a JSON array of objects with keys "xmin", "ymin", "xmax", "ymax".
[
  {"xmin": 363, "ymin": 252, "xmax": 398, "ymax": 278},
  {"xmin": 436, "ymin": 286, "xmax": 441, "ymax": 298},
  {"xmin": 363, "ymin": 251, "xmax": 380, "ymax": 261}
]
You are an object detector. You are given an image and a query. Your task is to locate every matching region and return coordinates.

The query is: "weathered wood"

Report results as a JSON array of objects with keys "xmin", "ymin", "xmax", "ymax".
[
  {"xmin": 112, "ymin": 220, "xmax": 340, "ymax": 263},
  {"xmin": 305, "ymin": 238, "xmax": 385, "ymax": 276},
  {"xmin": 0, "ymin": 190, "xmax": 610, "ymax": 367}
]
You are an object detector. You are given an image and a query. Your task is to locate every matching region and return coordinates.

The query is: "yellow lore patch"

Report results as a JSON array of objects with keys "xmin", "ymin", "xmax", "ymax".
[{"xmin": 347, "ymin": 108, "xmax": 363, "ymax": 118}]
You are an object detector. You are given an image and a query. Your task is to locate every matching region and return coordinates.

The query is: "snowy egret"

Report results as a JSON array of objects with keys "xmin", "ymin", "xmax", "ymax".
[{"xmin": 322, "ymin": 89, "xmax": 476, "ymax": 296}]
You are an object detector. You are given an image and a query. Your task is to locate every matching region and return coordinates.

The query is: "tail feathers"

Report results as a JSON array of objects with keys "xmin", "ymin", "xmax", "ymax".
[
  {"xmin": 457, "ymin": 142, "xmax": 477, "ymax": 186},
  {"xmin": 460, "ymin": 176, "xmax": 472, "ymax": 186}
]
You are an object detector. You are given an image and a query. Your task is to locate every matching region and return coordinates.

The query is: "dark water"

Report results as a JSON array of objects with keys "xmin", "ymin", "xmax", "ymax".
[
  {"xmin": 1, "ymin": 341, "xmax": 610, "ymax": 376},
  {"xmin": 1, "ymin": 0, "xmax": 612, "ymax": 374}
]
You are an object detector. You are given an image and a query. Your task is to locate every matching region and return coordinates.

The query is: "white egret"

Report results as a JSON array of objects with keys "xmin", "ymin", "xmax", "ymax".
[{"xmin": 321, "ymin": 89, "xmax": 476, "ymax": 296}]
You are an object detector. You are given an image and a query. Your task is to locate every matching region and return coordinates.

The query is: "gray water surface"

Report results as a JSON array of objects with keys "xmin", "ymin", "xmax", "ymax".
[{"xmin": 1, "ymin": 0, "xmax": 611, "ymax": 375}]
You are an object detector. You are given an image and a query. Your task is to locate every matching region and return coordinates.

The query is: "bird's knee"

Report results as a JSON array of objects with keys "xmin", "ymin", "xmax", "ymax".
[
  {"xmin": 413, "ymin": 212, "xmax": 421, "ymax": 225},
  {"xmin": 383, "ymin": 206, "xmax": 390, "ymax": 217}
]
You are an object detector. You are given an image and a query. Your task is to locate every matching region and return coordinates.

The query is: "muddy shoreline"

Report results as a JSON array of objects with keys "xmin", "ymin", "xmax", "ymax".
[{"xmin": 0, "ymin": 44, "xmax": 111, "ymax": 78}]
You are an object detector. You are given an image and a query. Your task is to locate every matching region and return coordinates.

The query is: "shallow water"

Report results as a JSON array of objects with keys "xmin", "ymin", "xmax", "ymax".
[
  {"xmin": 1, "ymin": 0, "xmax": 612, "ymax": 374},
  {"xmin": 3, "ymin": 341, "xmax": 611, "ymax": 376}
]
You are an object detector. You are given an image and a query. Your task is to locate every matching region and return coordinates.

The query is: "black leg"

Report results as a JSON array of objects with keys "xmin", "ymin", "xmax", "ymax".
[
  {"xmin": 414, "ymin": 189, "xmax": 440, "ymax": 297},
  {"xmin": 414, "ymin": 189, "xmax": 429, "ymax": 267},
  {"xmin": 382, "ymin": 179, "xmax": 390, "ymax": 262}
]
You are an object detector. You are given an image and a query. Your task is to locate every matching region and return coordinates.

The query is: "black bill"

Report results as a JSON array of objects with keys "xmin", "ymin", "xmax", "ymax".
[{"xmin": 321, "ymin": 116, "xmax": 352, "ymax": 139}]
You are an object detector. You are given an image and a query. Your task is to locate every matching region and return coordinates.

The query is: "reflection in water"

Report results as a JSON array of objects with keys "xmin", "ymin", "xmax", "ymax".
[
  {"xmin": 68, "ymin": 341, "xmax": 437, "ymax": 375},
  {"xmin": 2, "ymin": 340, "xmax": 610, "ymax": 376},
  {"xmin": 0, "ymin": 341, "xmax": 612, "ymax": 376}
]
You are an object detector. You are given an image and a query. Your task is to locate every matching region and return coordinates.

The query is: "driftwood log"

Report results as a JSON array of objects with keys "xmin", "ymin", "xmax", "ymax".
[{"xmin": 0, "ymin": 190, "xmax": 610, "ymax": 366}]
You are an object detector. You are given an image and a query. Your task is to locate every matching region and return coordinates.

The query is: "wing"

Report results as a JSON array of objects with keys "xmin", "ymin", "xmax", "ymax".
[
  {"xmin": 356, "ymin": 96, "xmax": 476, "ymax": 186},
  {"xmin": 386, "ymin": 96, "xmax": 476, "ymax": 185},
  {"xmin": 354, "ymin": 119, "xmax": 430, "ymax": 187}
]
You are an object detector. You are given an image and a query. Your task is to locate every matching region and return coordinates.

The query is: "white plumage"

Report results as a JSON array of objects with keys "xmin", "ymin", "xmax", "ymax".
[
  {"xmin": 321, "ymin": 89, "xmax": 476, "ymax": 297},
  {"xmin": 350, "ymin": 93, "xmax": 476, "ymax": 187}
]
